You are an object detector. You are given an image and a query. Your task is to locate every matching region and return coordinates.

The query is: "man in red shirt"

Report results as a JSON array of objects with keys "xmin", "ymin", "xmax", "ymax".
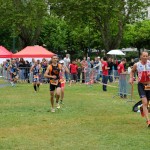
[
  {"xmin": 69, "ymin": 60, "xmax": 78, "ymax": 85},
  {"xmin": 102, "ymin": 57, "xmax": 109, "ymax": 91},
  {"xmin": 118, "ymin": 58, "xmax": 126, "ymax": 75},
  {"xmin": 117, "ymin": 58, "xmax": 126, "ymax": 98}
]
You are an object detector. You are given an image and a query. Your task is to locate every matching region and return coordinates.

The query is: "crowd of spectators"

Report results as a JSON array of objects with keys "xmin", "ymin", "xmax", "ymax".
[{"xmin": 0, "ymin": 54, "xmax": 138, "ymax": 86}]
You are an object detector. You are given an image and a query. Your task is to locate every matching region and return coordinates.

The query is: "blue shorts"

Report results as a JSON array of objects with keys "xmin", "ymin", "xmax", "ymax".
[{"xmin": 33, "ymin": 75, "xmax": 40, "ymax": 82}]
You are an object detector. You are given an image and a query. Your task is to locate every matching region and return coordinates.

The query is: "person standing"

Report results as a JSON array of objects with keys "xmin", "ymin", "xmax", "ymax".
[
  {"xmin": 81, "ymin": 57, "xmax": 88, "ymax": 83},
  {"xmin": 113, "ymin": 59, "xmax": 119, "ymax": 81},
  {"xmin": 76, "ymin": 59, "xmax": 82, "ymax": 82},
  {"xmin": 69, "ymin": 60, "xmax": 78, "ymax": 86},
  {"xmin": 18, "ymin": 58, "xmax": 26, "ymax": 82},
  {"xmin": 44, "ymin": 55, "xmax": 62, "ymax": 112},
  {"xmin": 102, "ymin": 57, "xmax": 109, "ymax": 91},
  {"xmin": 63, "ymin": 54, "xmax": 70, "ymax": 82},
  {"xmin": 85, "ymin": 57, "xmax": 91, "ymax": 84},
  {"xmin": 117, "ymin": 58, "xmax": 127, "ymax": 98},
  {"xmin": 108, "ymin": 58, "xmax": 113, "ymax": 83},
  {"xmin": 129, "ymin": 52, "xmax": 150, "ymax": 127}
]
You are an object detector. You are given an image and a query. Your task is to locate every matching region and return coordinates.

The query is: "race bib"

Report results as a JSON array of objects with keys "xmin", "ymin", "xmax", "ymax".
[
  {"xmin": 50, "ymin": 79, "xmax": 58, "ymax": 85},
  {"xmin": 34, "ymin": 75, "xmax": 39, "ymax": 79},
  {"xmin": 144, "ymin": 85, "xmax": 150, "ymax": 90}
]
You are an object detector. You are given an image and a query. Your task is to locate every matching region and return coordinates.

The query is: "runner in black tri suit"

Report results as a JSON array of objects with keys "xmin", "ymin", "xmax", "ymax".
[{"xmin": 44, "ymin": 55, "xmax": 62, "ymax": 112}]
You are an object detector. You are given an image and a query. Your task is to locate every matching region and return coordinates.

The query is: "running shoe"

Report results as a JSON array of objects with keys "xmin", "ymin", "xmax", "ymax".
[
  {"xmin": 140, "ymin": 106, "xmax": 145, "ymax": 117},
  {"xmin": 56, "ymin": 103, "xmax": 60, "ymax": 109},
  {"xmin": 51, "ymin": 108, "xmax": 55, "ymax": 113},
  {"xmin": 10, "ymin": 82, "xmax": 14, "ymax": 87},
  {"xmin": 146, "ymin": 120, "xmax": 150, "ymax": 127}
]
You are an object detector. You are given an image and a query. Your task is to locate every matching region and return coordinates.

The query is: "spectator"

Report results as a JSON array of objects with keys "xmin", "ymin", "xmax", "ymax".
[
  {"xmin": 76, "ymin": 59, "xmax": 82, "ymax": 82},
  {"xmin": 113, "ymin": 59, "xmax": 119, "ymax": 81},
  {"xmin": 108, "ymin": 58, "xmax": 113, "ymax": 83},
  {"xmin": 69, "ymin": 60, "xmax": 78, "ymax": 86},
  {"xmin": 63, "ymin": 54, "xmax": 70, "ymax": 82},
  {"xmin": 81, "ymin": 57, "xmax": 88, "ymax": 83},
  {"xmin": 118, "ymin": 58, "xmax": 127, "ymax": 98},
  {"xmin": 19, "ymin": 58, "xmax": 26, "ymax": 82},
  {"xmin": 102, "ymin": 57, "xmax": 109, "ymax": 91}
]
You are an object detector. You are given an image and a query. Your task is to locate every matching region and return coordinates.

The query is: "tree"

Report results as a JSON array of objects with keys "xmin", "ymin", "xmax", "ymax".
[
  {"xmin": 51, "ymin": 0, "xmax": 150, "ymax": 51},
  {"xmin": 0, "ymin": 0, "xmax": 47, "ymax": 50},
  {"xmin": 122, "ymin": 19, "xmax": 150, "ymax": 56},
  {"xmin": 39, "ymin": 15, "xmax": 68, "ymax": 55}
]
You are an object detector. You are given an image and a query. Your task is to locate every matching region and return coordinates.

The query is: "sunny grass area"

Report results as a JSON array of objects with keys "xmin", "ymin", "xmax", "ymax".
[{"xmin": 0, "ymin": 79, "xmax": 150, "ymax": 150}]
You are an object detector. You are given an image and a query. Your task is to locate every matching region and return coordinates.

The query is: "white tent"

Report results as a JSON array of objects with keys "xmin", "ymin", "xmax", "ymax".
[{"xmin": 107, "ymin": 49, "xmax": 125, "ymax": 55}]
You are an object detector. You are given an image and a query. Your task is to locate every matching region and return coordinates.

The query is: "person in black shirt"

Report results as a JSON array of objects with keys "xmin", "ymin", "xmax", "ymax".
[
  {"xmin": 19, "ymin": 58, "xmax": 26, "ymax": 81},
  {"xmin": 113, "ymin": 59, "xmax": 119, "ymax": 81},
  {"xmin": 108, "ymin": 58, "xmax": 113, "ymax": 82}
]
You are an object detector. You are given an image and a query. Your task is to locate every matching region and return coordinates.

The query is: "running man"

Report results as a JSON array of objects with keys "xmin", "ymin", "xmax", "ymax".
[
  {"xmin": 44, "ymin": 55, "xmax": 62, "ymax": 112},
  {"xmin": 129, "ymin": 52, "xmax": 150, "ymax": 127},
  {"xmin": 59, "ymin": 60, "xmax": 70, "ymax": 104},
  {"xmin": 30, "ymin": 61, "xmax": 41, "ymax": 92}
]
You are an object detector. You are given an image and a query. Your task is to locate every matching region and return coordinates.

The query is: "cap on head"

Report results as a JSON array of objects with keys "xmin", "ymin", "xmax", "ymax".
[{"xmin": 59, "ymin": 60, "xmax": 64, "ymax": 64}]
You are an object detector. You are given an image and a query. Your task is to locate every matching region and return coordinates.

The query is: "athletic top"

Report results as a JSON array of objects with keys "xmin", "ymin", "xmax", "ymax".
[
  {"xmin": 136, "ymin": 60, "xmax": 150, "ymax": 83},
  {"xmin": 33, "ymin": 65, "xmax": 40, "ymax": 75},
  {"xmin": 49, "ymin": 64, "xmax": 61, "ymax": 85},
  {"xmin": 10, "ymin": 64, "xmax": 17, "ymax": 74}
]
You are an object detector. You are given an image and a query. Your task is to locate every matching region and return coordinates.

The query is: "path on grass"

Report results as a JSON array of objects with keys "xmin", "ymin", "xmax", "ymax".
[{"xmin": 0, "ymin": 83, "xmax": 10, "ymax": 88}]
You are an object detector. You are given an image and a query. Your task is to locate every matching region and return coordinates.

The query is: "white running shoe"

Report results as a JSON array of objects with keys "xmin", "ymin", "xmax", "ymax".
[
  {"xmin": 56, "ymin": 103, "xmax": 60, "ymax": 109},
  {"xmin": 10, "ymin": 82, "xmax": 14, "ymax": 86},
  {"xmin": 51, "ymin": 108, "xmax": 55, "ymax": 113}
]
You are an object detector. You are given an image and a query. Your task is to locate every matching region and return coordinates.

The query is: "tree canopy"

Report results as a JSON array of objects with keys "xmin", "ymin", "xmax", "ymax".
[{"xmin": 0, "ymin": 0, "xmax": 149, "ymax": 57}]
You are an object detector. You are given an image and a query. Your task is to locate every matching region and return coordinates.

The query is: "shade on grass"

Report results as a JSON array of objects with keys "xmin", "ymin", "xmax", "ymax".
[{"xmin": 0, "ymin": 81, "xmax": 149, "ymax": 150}]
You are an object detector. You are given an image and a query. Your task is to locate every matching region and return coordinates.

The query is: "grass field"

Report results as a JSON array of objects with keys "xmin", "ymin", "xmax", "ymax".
[{"xmin": 0, "ymin": 79, "xmax": 150, "ymax": 150}]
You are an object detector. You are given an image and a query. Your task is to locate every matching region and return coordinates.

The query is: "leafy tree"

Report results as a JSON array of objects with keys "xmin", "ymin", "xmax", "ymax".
[
  {"xmin": 51, "ymin": 0, "xmax": 150, "ymax": 51},
  {"xmin": 0, "ymin": 0, "xmax": 47, "ymax": 50},
  {"xmin": 38, "ymin": 15, "xmax": 68, "ymax": 55},
  {"xmin": 122, "ymin": 19, "xmax": 150, "ymax": 56}
]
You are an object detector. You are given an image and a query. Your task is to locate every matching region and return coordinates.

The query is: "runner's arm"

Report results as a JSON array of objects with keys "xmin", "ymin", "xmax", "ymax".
[
  {"xmin": 44, "ymin": 65, "xmax": 56, "ymax": 79},
  {"xmin": 129, "ymin": 63, "xmax": 137, "ymax": 84},
  {"xmin": 30, "ymin": 66, "xmax": 34, "ymax": 72},
  {"xmin": 65, "ymin": 66, "xmax": 70, "ymax": 73}
]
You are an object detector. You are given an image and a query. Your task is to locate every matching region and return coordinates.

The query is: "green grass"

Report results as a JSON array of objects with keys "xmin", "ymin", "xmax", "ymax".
[{"xmin": 0, "ymin": 80, "xmax": 149, "ymax": 150}]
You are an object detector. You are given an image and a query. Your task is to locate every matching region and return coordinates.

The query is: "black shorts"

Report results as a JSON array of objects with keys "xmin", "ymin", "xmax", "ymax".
[
  {"xmin": 12, "ymin": 73, "xmax": 17, "ymax": 79},
  {"xmin": 71, "ymin": 73, "xmax": 77, "ymax": 81},
  {"xmin": 50, "ymin": 82, "xmax": 61, "ymax": 91},
  {"xmin": 138, "ymin": 82, "xmax": 150, "ymax": 100}
]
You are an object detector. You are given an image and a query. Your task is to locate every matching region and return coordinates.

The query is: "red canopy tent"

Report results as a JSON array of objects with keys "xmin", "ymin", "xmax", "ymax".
[
  {"xmin": 0, "ymin": 46, "xmax": 12, "ymax": 58},
  {"xmin": 12, "ymin": 45, "xmax": 55, "ymax": 58}
]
